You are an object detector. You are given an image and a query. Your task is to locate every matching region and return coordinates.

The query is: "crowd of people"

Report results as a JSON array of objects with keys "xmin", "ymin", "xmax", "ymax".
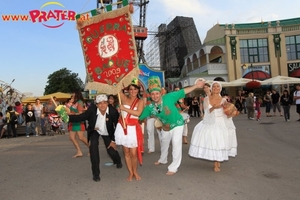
[{"xmin": 230, "ymin": 85, "xmax": 300, "ymax": 122}]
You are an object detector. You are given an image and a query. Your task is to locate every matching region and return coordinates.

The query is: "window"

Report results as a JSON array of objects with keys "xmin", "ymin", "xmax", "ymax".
[
  {"xmin": 239, "ymin": 39, "xmax": 269, "ymax": 63},
  {"xmin": 286, "ymin": 35, "xmax": 300, "ymax": 60}
]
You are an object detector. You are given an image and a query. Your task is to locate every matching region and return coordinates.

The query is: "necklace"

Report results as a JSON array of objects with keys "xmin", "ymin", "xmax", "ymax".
[{"xmin": 155, "ymin": 100, "xmax": 163, "ymax": 114}]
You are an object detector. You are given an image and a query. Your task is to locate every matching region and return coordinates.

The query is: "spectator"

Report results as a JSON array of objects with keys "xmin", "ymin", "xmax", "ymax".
[
  {"xmin": 271, "ymin": 89, "xmax": 282, "ymax": 116},
  {"xmin": 33, "ymin": 98, "xmax": 43, "ymax": 135},
  {"xmin": 293, "ymin": 84, "xmax": 300, "ymax": 121},
  {"xmin": 280, "ymin": 90, "xmax": 293, "ymax": 122},
  {"xmin": 24, "ymin": 104, "xmax": 37, "ymax": 137},
  {"xmin": 246, "ymin": 92, "xmax": 255, "ymax": 120}
]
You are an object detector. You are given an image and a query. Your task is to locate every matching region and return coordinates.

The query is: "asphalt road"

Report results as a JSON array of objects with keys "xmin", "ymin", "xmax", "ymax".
[{"xmin": 0, "ymin": 107, "xmax": 300, "ymax": 200}]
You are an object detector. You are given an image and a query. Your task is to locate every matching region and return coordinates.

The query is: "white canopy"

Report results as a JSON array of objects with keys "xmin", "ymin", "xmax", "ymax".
[{"xmin": 260, "ymin": 75, "xmax": 300, "ymax": 85}]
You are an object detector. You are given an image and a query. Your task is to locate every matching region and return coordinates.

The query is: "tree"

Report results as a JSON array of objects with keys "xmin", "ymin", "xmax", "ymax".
[{"xmin": 44, "ymin": 68, "xmax": 84, "ymax": 95}]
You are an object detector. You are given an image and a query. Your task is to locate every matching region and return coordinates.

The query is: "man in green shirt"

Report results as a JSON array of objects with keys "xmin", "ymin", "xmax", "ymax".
[{"xmin": 139, "ymin": 76, "xmax": 205, "ymax": 175}]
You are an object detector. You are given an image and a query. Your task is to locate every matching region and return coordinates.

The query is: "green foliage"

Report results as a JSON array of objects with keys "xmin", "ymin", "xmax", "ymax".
[{"xmin": 44, "ymin": 68, "xmax": 84, "ymax": 95}]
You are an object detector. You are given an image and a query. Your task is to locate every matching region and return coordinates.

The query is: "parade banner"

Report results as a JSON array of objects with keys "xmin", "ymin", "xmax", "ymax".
[{"xmin": 77, "ymin": 5, "xmax": 139, "ymax": 94}]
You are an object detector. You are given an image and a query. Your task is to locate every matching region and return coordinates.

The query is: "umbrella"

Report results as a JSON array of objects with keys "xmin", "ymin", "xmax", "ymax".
[
  {"xmin": 205, "ymin": 80, "xmax": 233, "ymax": 87},
  {"xmin": 260, "ymin": 75, "xmax": 300, "ymax": 85},
  {"xmin": 229, "ymin": 78, "xmax": 262, "ymax": 87},
  {"xmin": 39, "ymin": 92, "xmax": 71, "ymax": 102}
]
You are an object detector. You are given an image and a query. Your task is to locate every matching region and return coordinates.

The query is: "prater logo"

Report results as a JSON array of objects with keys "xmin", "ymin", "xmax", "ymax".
[
  {"xmin": 1, "ymin": 1, "xmax": 90, "ymax": 28},
  {"xmin": 29, "ymin": 2, "xmax": 76, "ymax": 28}
]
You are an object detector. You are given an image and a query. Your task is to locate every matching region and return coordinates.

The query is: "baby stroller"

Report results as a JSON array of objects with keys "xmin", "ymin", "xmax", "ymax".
[{"xmin": 47, "ymin": 113, "xmax": 65, "ymax": 136}]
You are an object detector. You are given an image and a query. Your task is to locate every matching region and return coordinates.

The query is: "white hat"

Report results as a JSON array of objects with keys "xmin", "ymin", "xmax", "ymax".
[{"xmin": 95, "ymin": 94, "xmax": 108, "ymax": 103}]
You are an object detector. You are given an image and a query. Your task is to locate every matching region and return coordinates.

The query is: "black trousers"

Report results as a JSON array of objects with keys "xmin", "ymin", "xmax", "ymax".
[
  {"xmin": 89, "ymin": 131, "xmax": 121, "ymax": 176},
  {"xmin": 7, "ymin": 123, "xmax": 17, "ymax": 137}
]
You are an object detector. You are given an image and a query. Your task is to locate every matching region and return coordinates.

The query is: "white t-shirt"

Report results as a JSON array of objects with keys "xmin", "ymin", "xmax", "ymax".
[
  {"xmin": 294, "ymin": 90, "xmax": 300, "ymax": 105},
  {"xmin": 33, "ymin": 104, "xmax": 43, "ymax": 117}
]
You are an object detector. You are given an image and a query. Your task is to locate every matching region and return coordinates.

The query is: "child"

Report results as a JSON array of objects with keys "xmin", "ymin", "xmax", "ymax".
[
  {"xmin": 255, "ymin": 97, "xmax": 262, "ymax": 121},
  {"xmin": 24, "ymin": 104, "xmax": 37, "ymax": 137}
]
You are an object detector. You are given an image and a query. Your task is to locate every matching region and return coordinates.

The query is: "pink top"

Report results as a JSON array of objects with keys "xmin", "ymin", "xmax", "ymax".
[{"xmin": 15, "ymin": 104, "xmax": 23, "ymax": 113}]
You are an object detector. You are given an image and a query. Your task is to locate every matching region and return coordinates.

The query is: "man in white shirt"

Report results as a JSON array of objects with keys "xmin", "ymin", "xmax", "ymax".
[
  {"xmin": 294, "ymin": 84, "xmax": 300, "ymax": 121},
  {"xmin": 68, "ymin": 94, "xmax": 122, "ymax": 182}
]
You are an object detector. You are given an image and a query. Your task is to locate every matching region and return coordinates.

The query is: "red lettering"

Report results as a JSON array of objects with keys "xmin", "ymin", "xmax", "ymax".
[
  {"xmin": 53, "ymin": 10, "xmax": 62, "ymax": 21},
  {"xmin": 38, "ymin": 11, "xmax": 47, "ymax": 22},
  {"xmin": 61, "ymin": 11, "xmax": 68, "ymax": 20},
  {"xmin": 29, "ymin": 10, "xmax": 40, "ymax": 23},
  {"xmin": 46, "ymin": 10, "xmax": 56, "ymax": 21},
  {"xmin": 68, "ymin": 10, "xmax": 76, "ymax": 21},
  {"xmin": 1, "ymin": 15, "xmax": 10, "ymax": 21}
]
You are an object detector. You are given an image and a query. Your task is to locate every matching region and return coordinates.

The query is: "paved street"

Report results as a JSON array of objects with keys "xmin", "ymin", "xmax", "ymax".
[{"xmin": 0, "ymin": 107, "xmax": 300, "ymax": 200}]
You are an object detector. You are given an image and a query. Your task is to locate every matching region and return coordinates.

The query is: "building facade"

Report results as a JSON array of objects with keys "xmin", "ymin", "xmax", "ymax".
[{"xmin": 167, "ymin": 17, "xmax": 300, "ymax": 94}]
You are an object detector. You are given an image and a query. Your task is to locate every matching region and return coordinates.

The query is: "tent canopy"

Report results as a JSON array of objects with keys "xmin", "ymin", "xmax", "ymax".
[
  {"xmin": 39, "ymin": 92, "xmax": 72, "ymax": 102},
  {"xmin": 21, "ymin": 97, "xmax": 37, "ymax": 104},
  {"xmin": 260, "ymin": 75, "xmax": 300, "ymax": 85}
]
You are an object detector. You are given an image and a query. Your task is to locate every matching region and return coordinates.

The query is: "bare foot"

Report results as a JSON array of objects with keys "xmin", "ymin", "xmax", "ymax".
[
  {"xmin": 87, "ymin": 153, "xmax": 90, "ymax": 157},
  {"xmin": 166, "ymin": 171, "xmax": 176, "ymax": 176},
  {"xmin": 154, "ymin": 161, "xmax": 160, "ymax": 165},
  {"xmin": 134, "ymin": 173, "xmax": 141, "ymax": 180},
  {"xmin": 214, "ymin": 162, "xmax": 220, "ymax": 172},
  {"xmin": 126, "ymin": 174, "xmax": 133, "ymax": 182},
  {"xmin": 214, "ymin": 167, "xmax": 220, "ymax": 172},
  {"xmin": 72, "ymin": 153, "xmax": 83, "ymax": 158}
]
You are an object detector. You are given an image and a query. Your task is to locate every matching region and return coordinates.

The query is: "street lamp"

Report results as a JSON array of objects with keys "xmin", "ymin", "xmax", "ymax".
[{"xmin": 230, "ymin": 36, "xmax": 237, "ymax": 79}]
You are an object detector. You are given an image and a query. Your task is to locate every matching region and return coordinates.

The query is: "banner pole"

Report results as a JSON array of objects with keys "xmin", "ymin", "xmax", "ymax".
[{"xmin": 117, "ymin": 92, "xmax": 126, "ymax": 128}]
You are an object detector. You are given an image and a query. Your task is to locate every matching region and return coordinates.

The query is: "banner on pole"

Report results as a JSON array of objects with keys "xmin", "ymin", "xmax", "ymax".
[{"xmin": 77, "ymin": 5, "xmax": 139, "ymax": 94}]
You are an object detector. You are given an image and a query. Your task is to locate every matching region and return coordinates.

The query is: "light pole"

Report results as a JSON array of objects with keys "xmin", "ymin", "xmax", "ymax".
[{"xmin": 230, "ymin": 36, "xmax": 237, "ymax": 80}]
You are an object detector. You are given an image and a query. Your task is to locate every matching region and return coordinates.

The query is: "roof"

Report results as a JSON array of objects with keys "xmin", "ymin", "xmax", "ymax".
[{"xmin": 219, "ymin": 17, "xmax": 300, "ymax": 29}]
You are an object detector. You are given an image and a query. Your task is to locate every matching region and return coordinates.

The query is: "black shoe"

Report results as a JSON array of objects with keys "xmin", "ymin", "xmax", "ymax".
[
  {"xmin": 93, "ymin": 175, "xmax": 100, "ymax": 182},
  {"xmin": 116, "ymin": 163, "xmax": 123, "ymax": 169}
]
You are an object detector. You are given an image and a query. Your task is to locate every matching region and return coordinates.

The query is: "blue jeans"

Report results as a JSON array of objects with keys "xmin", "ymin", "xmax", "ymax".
[{"xmin": 26, "ymin": 121, "xmax": 37, "ymax": 136}]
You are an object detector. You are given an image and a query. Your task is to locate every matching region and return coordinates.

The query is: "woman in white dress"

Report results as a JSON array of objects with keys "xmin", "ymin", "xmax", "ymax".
[
  {"xmin": 188, "ymin": 81, "xmax": 237, "ymax": 172},
  {"xmin": 115, "ymin": 79, "xmax": 144, "ymax": 181}
]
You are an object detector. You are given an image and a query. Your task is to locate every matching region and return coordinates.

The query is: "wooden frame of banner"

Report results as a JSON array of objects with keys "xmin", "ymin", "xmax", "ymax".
[{"xmin": 117, "ymin": 92, "xmax": 126, "ymax": 128}]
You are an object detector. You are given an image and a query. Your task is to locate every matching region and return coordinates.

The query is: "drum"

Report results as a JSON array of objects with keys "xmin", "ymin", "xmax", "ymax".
[{"xmin": 181, "ymin": 113, "xmax": 190, "ymax": 124}]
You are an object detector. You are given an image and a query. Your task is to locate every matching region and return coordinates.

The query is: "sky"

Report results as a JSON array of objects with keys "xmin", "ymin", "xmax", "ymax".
[{"xmin": 0, "ymin": 0, "xmax": 299, "ymax": 97}]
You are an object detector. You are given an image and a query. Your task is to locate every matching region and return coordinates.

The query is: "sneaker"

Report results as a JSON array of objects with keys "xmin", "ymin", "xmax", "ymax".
[
  {"xmin": 249, "ymin": 117, "xmax": 254, "ymax": 120},
  {"xmin": 26, "ymin": 135, "xmax": 29, "ymax": 138},
  {"xmin": 287, "ymin": 119, "xmax": 290, "ymax": 122},
  {"xmin": 35, "ymin": 135, "xmax": 38, "ymax": 137}
]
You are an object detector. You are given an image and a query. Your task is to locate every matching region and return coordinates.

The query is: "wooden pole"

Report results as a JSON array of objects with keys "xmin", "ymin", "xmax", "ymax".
[{"xmin": 117, "ymin": 92, "xmax": 126, "ymax": 128}]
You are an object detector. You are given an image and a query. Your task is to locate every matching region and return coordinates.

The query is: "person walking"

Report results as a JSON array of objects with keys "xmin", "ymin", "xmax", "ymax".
[
  {"xmin": 280, "ymin": 90, "xmax": 293, "ymax": 122},
  {"xmin": 271, "ymin": 89, "xmax": 282, "ymax": 116},
  {"xmin": 263, "ymin": 91, "xmax": 272, "ymax": 117},
  {"xmin": 293, "ymin": 84, "xmax": 300, "ymax": 121},
  {"xmin": 246, "ymin": 92, "xmax": 255, "ymax": 120}
]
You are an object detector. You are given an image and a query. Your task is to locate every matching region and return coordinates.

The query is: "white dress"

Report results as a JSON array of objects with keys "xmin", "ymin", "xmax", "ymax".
[
  {"xmin": 115, "ymin": 105, "xmax": 139, "ymax": 148},
  {"xmin": 188, "ymin": 97, "xmax": 237, "ymax": 162}
]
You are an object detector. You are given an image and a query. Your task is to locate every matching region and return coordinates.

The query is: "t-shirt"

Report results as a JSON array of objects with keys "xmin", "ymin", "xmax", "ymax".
[
  {"xmin": 271, "ymin": 92, "xmax": 280, "ymax": 104},
  {"xmin": 33, "ymin": 104, "xmax": 43, "ymax": 117},
  {"xmin": 139, "ymin": 89, "xmax": 185, "ymax": 130},
  {"xmin": 294, "ymin": 90, "xmax": 300, "ymax": 105}
]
